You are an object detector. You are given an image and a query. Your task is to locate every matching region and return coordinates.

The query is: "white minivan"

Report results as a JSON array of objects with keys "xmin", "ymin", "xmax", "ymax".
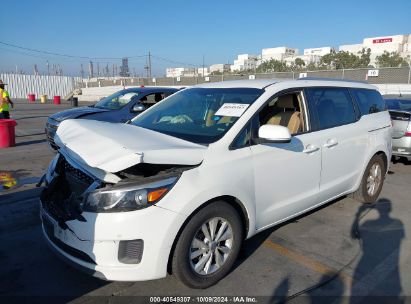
[{"xmin": 40, "ymin": 79, "xmax": 392, "ymax": 288}]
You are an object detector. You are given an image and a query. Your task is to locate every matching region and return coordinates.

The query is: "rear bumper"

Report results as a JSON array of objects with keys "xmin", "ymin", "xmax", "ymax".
[{"xmin": 392, "ymin": 137, "xmax": 411, "ymax": 157}]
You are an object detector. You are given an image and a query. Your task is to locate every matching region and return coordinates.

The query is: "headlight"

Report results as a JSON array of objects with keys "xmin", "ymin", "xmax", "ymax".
[{"xmin": 83, "ymin": 176, "xmax": 178, "ymax": 212}]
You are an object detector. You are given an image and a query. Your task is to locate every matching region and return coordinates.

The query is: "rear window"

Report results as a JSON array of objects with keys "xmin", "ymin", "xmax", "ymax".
[{"xmin": 351, "ymin": 89, "xmax": 386, "ymax": 116}]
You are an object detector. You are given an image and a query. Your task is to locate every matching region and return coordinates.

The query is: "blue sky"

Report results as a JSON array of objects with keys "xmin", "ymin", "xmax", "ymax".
[{"xmin": 0, "ymin": 0, "xmax": 410, "ymax": 76}]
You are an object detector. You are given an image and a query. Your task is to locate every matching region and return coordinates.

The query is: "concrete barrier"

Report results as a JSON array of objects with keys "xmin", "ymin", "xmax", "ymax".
[{"xmin": 374, "ymin": 84, "xmax": 411, "ymax": 96}]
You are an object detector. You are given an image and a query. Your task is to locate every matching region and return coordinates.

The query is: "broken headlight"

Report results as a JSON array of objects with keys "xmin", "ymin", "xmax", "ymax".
[{"xmin": 83, "ymin": 176, "xmax": 178, "ymax": 212}]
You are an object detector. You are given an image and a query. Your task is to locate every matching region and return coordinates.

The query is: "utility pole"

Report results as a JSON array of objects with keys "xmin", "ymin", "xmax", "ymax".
[
  {"xmin": 46, "ymin": 60, "xmax": 50, "ymax": 76},
  {"xmin": 89, "ymin": 61, "xmax": 94, "ymax": 78},
  {"xmin": 144, "ymin": 53, "xmax": 150, "ymax": 78},
  {"xmin": 33, "ymin": 64, "xmax": 39, "ymax": 75},
  {"xmin": 148, "ymin": 51, "xmax": 152, "ymax": 78}
]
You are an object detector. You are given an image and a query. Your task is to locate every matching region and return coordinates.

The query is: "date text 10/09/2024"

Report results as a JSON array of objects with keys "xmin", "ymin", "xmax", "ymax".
[{"xmin": 149, "ymin": 296, "xmax": 258, "ymax": 303}]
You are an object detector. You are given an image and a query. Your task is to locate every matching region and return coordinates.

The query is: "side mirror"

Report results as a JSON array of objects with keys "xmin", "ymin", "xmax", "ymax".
[
  {"xmin": 131, "ymin": 103, "xmax": 146, "ymax": 113},
  {"xmin": 258, "ymin": 125, "xmax": 291, "ymax": 143}
]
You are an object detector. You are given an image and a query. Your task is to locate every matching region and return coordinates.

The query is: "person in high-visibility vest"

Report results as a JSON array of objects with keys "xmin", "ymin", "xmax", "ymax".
[{"xmin": 0, "ymin": 80, "xmax": 14, "ymax": 119}]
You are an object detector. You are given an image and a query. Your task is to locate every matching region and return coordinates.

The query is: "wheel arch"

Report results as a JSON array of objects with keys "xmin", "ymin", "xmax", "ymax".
[
  {"xmin": 166, "ymin": 195, "xmax": 250, "ymax": 274},
  {"xmin": 352, "ymin": 149, "xmax": 389, "ymax": 194},
  {"xmin": 376, "ymin": 150, "xmax": 388, "ymax": 172}
]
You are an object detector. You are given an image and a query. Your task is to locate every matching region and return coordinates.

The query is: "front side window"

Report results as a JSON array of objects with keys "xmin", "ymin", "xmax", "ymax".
[
  {"xmin": 139, "ymin": 92, "xmax": 166, "ymax": 105},
  {"xmin": 230, "ymin": 91, "xmax": 307, "ymax": 150},
  {"xmin": 95, "ymin": 91, "xmax": 139, "ymax": 110},
  {"xmin": 258, "ymin": 91, "xmax": 307, "ymax": 134},
  {"xmin": 351, "ymin": 89, "xmax": 386, "ymax": 116},
  {"xmin": 132, "ymin": 87, "xmax": 264, "ymax": 144},
  {"xmin": 306, "ymin": 88, "xmax": 356, "ymax": 130}
]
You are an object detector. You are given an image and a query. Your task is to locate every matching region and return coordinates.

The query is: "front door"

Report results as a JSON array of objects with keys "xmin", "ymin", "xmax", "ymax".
[
  {"xmin": 250, "ymin": 91, "xmax": 321, "ymax": 229},
  {"xmin": 251, "ymin": 133, "xmax": 322, "ymax": 229}
]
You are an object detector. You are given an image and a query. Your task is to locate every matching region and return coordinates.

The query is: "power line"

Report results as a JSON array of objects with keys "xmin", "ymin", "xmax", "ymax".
[
  {"xmin": 151, "ymin": 54, "xmax": 200, "ymax": 67},
  {"xmin": 0, "ymin": 40, "xmax": 203, "ymax": 74},
  {"xmin": 0, "ymin": 40, "xmax": 147, "ymax": 60},
  {"xmin": 0, "ymin": 41, "xmax": 199, "ymax": 66}
]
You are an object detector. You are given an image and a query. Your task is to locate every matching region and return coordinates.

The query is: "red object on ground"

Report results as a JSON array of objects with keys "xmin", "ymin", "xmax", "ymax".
[
  {"xmin": 28, "ymin": 94, "xmax": 35, "ymax": 102},
  {"xmin": 53, "ymin": 96, "xmax": 61, "ymax": 105},
  {"xmin": 0, "ymin": 119, "xmax": 17, "ymax": 148}
]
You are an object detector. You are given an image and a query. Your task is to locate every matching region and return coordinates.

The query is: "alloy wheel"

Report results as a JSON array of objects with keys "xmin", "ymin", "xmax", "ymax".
[
  {"xmin": 189, "ymin": 217, "xmax": 234, "ymax": 275},
  {"xmin": 366, "ymin": 163, "xmax": 382, "ymax": 196}
]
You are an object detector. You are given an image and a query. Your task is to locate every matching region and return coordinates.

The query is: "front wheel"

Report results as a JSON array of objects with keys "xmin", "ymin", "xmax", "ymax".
[
  {"xmin": 171, "ymin": 201, "xmax": 243, "ymax": 288},
  {"xmin": 352, "ymin": 154, "xmax": 386, "ymax": 203}
]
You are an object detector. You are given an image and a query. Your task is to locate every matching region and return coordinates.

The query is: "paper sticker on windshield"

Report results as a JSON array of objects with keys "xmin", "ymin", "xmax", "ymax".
[{"xmin": 214, "ymin": 103, "xmax": 250, "ymax": 117}]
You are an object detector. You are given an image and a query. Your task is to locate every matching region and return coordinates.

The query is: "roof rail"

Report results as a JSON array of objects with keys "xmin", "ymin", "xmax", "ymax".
[{"xmin": 297, "ymin": 77, "xmax": 368, "ymax": 84}]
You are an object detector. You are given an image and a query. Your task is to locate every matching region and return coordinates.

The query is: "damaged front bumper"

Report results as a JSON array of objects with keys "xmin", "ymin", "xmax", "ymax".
[{"xmin": 40, "ymin": 153, "xmax": 187, "ymax": 281}]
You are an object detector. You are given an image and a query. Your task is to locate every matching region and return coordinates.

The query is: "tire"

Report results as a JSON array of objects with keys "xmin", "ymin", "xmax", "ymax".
[
  {"xmin": 171, "ymin": 201, "xmax": 243, "ymax": 288},
  {"xmin": 352, "ymin": 154, "xmax": 386, "ymax": 203}
]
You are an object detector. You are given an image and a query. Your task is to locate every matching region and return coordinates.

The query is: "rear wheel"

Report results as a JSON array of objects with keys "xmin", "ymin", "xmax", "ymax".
[
  {"xmin": 171, "ymin": 201, "xmax": 243, "ymax": 288},
  {"xmin": 352, "ymin": 154, "xmax": 386, "ymax": 203}
]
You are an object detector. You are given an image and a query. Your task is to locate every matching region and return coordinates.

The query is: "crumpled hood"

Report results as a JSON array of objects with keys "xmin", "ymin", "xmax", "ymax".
[
  {"xmin": 50, "ymin": 106, "xmax": 109, "ymax": 122},
  {"xmin": 54, "ymin": 119, "xmax": 207, "ymax": 173}
]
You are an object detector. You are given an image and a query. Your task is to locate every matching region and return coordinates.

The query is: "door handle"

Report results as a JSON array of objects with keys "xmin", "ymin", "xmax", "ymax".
[
  {"xmin": 324, "ymin": 138, "xmax": 338, "ymax": 148},
  {"xmin": 303, "ymin": 144, "xmax": 319, "ymax": 154}
]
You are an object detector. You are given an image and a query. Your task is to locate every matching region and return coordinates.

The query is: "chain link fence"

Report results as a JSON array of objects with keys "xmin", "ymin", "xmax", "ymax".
[{"xmin": 80, "ymin": 66, "xmax": 411, "ymax": 88}]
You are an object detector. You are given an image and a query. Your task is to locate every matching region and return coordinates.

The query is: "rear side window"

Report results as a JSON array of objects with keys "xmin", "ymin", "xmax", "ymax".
[
  {"xmin": 351, "ymin": 89, "xmax": 386, "ymax": 116},
  {"xmin": 306, "ymin": 88, "xmax": 356, "ymax": 130}
]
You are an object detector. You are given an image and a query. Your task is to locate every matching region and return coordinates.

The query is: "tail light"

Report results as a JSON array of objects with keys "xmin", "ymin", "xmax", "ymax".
[{"xmin": 405, "ymin": 122, "xmax": 411, "ymax": 137}]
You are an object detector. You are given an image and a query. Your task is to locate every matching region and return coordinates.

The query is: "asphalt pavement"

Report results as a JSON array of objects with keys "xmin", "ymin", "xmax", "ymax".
[{"xmin": 1, "ymin": 100, "xmax": 411, "ymax": 303}]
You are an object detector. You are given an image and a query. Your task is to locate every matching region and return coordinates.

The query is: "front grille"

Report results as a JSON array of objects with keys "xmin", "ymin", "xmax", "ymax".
[
  {"xmin": 41, "ymin": 155, "xmax": 97, "ymax": 224},
  {"xmin": 42, "ymin": 214, "xmax": 96, "ymax": 264},
  {"xmin": 118, "ymin": 240, "xmax": 144, "ymax": 264},
  {"xmin": 62, "ymin": 157, "xmax": 94, "ymax": 187}
]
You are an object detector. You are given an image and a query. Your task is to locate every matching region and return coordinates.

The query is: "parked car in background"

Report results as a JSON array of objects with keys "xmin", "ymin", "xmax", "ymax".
[
  {"xmin": 385, "ymin": 97, "xmax": 411, "ymax": 160},
  {"xmin": 40, "ymin": 79, "xmax": 391, "ymax": 288},
  {"xmin": 45, "ymin": 87, "xmax": 180, "ymax": 149}
]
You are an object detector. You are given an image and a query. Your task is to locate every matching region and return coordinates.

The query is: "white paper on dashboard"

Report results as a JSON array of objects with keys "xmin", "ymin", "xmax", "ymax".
[{"xmin": 214, "ymin": 103, "xmax": 250, "ymax": 117}]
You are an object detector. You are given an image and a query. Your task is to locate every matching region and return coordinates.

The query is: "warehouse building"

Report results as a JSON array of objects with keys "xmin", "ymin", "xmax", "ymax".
[{"xmin": 339, "ymin": 34, "xmax": 411, "ymax": 65}]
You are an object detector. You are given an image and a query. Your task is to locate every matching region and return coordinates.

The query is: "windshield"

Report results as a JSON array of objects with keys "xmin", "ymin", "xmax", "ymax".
[
  {"xmin": 132, "ymin": 87, "xmax": 264, "ymax": 144},
  {"xmin": 94, "ymin": 91, "xmax": 139, "ymax": 110},
  {"xmin": 385, "ymin": 99, "xmax": 411, "ymax": 112}
]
